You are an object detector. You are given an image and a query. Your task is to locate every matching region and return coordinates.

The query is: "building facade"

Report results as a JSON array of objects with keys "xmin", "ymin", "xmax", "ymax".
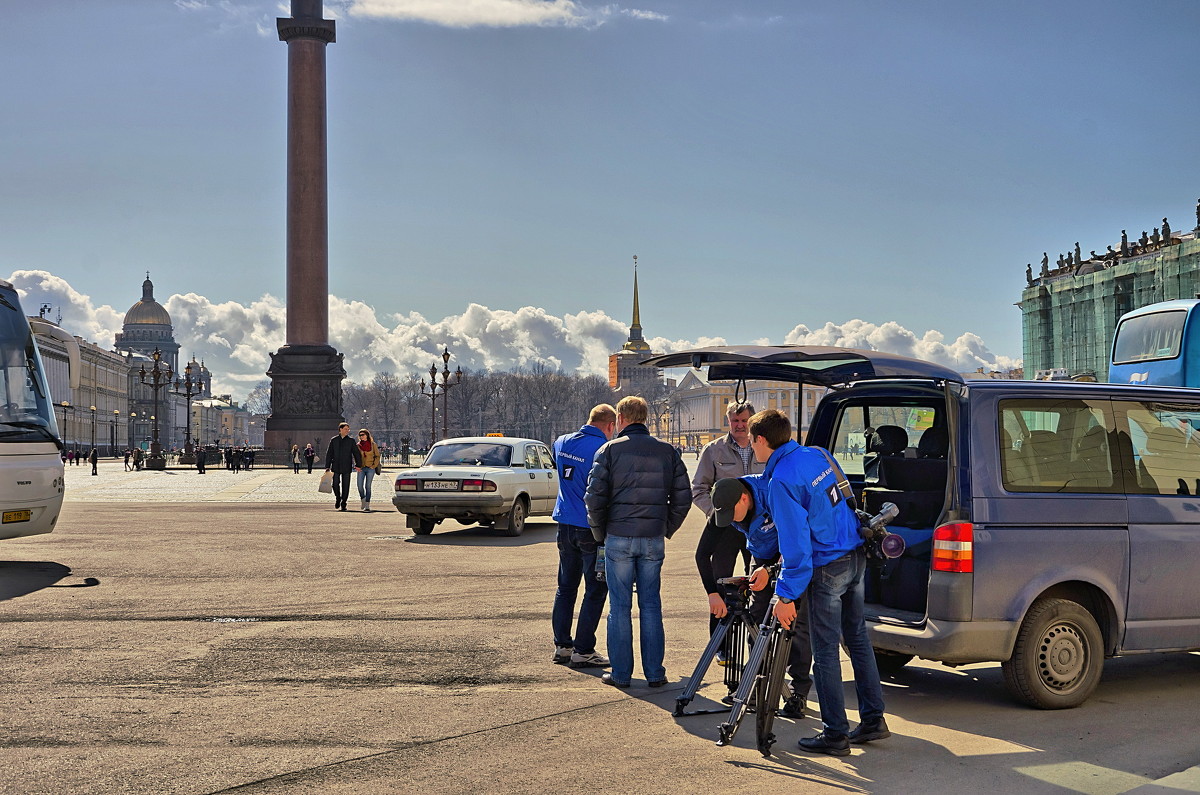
[
  {"xmin": 1020, "ymin": 226, "xmax": 1200, "ymax": 380},
  {"xmin": 668, "ymin": 369, "xmax": 825, "ymax": 449}
]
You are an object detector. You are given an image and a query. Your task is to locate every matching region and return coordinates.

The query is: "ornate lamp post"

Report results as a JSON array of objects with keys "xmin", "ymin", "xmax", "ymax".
[
  {"xmin": 138, "ymin": 348, "xmax": 174, "ymax": 471},
  {"xmin": 417, "ymin": 347, "xmax": 463, "ymax": 446},
  {"xmin": 89, "ymin": 405, "xmax": 97, "ymax": 452},
  {"xmin": 171, "ymin": 362, "xmax": 204, "ymax": 464},
  {"xmin": 111, "ymin": 410, "xmax": 120, "ymax": 456}
]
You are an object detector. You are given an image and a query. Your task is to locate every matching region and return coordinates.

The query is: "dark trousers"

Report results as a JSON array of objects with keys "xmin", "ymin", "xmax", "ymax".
[
  {"xmin": 552, "ymin": 524, "xmax": 608, "ymax": 655},
  {"xmin": 331, "ymin": 471, "xmax": 352, "ymax": 507},
  {"xmin": 749, "ymin": 557, "xmax": 813, "ymax": 702}
]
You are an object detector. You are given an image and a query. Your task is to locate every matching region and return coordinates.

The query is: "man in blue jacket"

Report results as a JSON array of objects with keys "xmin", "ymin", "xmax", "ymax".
[
  {"xmin": 748, "ymin": 409, "xmax": 889, "ymax": 756},
  {"xmin": 585, "ymin": 396, "xmax": 691, "ymax": 689},
  {"xmin": 551, "ymin": 403, "xmax": 617, "ymax": 668}
]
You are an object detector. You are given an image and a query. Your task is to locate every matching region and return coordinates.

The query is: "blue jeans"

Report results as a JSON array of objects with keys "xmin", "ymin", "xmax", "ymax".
[
  {"xmin": 357, "ymin": 467, "xmax": 376, "ymax": 502},
  {"xmin": 551, "ymin": 525, "xmax": 609, "ymax": 655},
  {"xmin": 807, "ymin": 546, "xmax": 885, "ymax": 736},
  {"xmin": 604, "ymin": 534, "xmax": 666, "ymax": 685}
]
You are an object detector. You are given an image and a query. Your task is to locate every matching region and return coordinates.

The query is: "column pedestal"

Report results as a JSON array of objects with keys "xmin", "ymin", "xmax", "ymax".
[{"xmin": 264, "ymin": 345, "xmax": 346, "ymax": 454}]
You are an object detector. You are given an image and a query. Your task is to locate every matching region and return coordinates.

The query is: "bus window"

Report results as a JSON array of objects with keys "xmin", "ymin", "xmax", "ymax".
[{"xmin": 1113, "ymin": 310, "xmax": 1186, "ymax": 364}]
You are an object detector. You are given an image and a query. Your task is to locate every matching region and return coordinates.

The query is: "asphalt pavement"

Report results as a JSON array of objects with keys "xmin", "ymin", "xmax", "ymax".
[{"xmin": 1, "ymin": 460, "xmax": 1199, "ymax": 794}]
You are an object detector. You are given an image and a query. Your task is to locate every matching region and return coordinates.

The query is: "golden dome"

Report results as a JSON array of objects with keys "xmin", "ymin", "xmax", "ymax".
[{"xmin": 123, "ymin": 277, "xmax": 171, "ymax": 326}]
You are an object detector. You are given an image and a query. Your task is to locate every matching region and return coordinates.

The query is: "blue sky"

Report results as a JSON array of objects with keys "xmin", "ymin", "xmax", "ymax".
[{"xmin": 5, "ymin": 0, "xmax": 1199, "ymax": 398}]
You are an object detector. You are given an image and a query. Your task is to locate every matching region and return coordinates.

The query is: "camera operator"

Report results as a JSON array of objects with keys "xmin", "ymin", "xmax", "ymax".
[
  {"xmin": 692, "ymin": 402, "xmax": 761, "ymax": 655},
  {"xmin": 710, "ymin": 476, "xmax": 809, "ymax": 719},
  {"xmin": 748, "ymin": 409, "xmax": 890, "ymax": 757}
]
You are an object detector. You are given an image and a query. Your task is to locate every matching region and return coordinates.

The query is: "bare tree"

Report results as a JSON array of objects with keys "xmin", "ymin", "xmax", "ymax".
[{"xmin": 244, "ymin": 380, "xmax": 272, "ymax": 415}]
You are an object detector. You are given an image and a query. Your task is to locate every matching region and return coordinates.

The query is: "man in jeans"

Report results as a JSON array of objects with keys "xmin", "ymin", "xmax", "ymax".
[
  {"xmin": 551, "ymin": 404, "xmax": 617, "ymax": 668},
  {"xmin": 748, "ymin": 409, "xmax": 890, "ymax": 756},
  {"xmin": 585, "ymin": 396, "xmax": 691, "ymax": 689}
]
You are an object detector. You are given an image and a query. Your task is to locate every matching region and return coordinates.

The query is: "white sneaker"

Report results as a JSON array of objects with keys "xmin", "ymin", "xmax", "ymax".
[
  {"xmin": 570, "ymin": 651, "xmax": 610, "ymax": 668},
  {"xmin": 552, "ymin": 646, "xmax": 573, "ymax": 665},
  {"xmin": 363, "ymin": 501, "xmax": 371, "ymax": 512}
]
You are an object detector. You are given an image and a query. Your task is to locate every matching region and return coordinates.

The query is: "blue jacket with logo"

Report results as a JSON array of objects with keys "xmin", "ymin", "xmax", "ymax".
[
  {"xmin": 732, "ymin": 474, "xmax": 779, "ymax": 561},
  {"xmin": 762, "ymin": 441, "xmax": 862, "ymax": 601},
  {"xmin": 552, "ymin": 424, "xmax": 608, "ymax": 527}
]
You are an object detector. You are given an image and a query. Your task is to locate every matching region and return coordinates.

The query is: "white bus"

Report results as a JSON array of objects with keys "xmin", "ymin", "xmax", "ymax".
[{"xmin": 0, "ymin": 279, "xmax": 79, "ymax": 539}]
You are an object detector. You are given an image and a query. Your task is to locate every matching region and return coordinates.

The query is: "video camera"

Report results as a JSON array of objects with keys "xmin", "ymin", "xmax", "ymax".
[{"xmin": 856, "ymin": 501, "xmax": 904, "ymax": 563}]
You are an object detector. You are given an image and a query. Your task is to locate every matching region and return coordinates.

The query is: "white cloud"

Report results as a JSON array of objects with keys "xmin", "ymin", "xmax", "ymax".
[
  {"xmin": 347, "ymin": 0, "xmax": 587, "ymax": 27},
  {"xmin": 9, "ymin": 270, "xmax": 1021, "ymax": 401},
  {"xmin": 783, "ymin": 319, "xmax": 1021, "ymax": 374},
  {"xmin": 346, "ymin": 0, "xmax": 667, "ymax": 28}
]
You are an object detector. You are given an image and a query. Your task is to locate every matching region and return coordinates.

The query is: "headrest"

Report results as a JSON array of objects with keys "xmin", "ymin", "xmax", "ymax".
[
  {"xmin": 1076, "ymin": 426, "xmax": 1108, "ymax": 455},
  {"xmin": 868, "ymin": 425, "xmax": 908, "ymax": 455},
  {"xmin": 917, "ymin": 427, "xmax": 948, "ymax": 458}
]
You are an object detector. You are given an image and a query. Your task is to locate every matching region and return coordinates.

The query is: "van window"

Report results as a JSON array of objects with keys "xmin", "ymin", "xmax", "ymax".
[
  {"xmin": 1117, "ymin": 402, "xmax": 1200, "ymax": 496},
  {"xmin": 999, "ymin": 399, "xmax": 1118, "ymax": 493},
  {"xmin": 829, "ymin": 401, "xmax": 944, "ymax": 476}
]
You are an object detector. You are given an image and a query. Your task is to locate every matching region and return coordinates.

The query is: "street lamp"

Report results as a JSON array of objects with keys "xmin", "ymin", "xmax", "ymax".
[
  {"xmin": 171, "ymin": 362, "xmax": 203, "ymax": 464},
  {"xmin": 138, "ymin": 348, "xmax": 173, "ymax": 471},
  {"xmin": 418, "ymin": 347, "xmax": 463, "ymax": 445},
  {"xmin": 89, "ymin": 405, "xmax": 97, "ymax": 452},
  {"xmin": 112, "ymin": 410, "xmax": 120, "ymax": 456}
]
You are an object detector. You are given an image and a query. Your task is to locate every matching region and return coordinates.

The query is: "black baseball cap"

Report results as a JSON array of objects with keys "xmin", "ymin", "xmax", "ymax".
[{"xmin": 711, "ymin": 478, "xmax": 750, "ymax": 527}]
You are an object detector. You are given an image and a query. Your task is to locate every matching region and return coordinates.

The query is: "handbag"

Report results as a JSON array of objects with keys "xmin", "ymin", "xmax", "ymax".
[{"xmin": 318, "ymin": 470, "xmax": 334, "ymax": 494}]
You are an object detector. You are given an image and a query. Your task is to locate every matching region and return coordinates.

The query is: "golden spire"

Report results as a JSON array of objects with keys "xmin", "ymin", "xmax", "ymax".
[{"xmin": 622, "ymin": 254, "xmax": 650, "ymax": 353}]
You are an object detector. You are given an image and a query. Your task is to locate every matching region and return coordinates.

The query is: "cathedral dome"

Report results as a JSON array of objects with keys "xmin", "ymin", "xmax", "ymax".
[{"xmin": 123, "ymin": 276, "xmax": 171, "ymax": 326}]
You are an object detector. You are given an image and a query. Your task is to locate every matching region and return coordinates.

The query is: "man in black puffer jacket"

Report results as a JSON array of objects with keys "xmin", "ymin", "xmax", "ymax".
[{"xmin": 585, "ymin": 396, "xmax": 691, "ymax": 689}]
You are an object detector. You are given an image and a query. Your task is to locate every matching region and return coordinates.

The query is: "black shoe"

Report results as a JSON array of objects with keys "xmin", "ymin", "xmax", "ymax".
[
  {"xmin": 647, "ymin": 678, "xmax": 668, "ymax": 688},
  {"xmin": 848, "ymin": 718, "xmax": 891, "ymax": 743},
  {"xmin": 339, "ymin": 505, "xmax": 347, "ymax": 512},
  {"xmin": 601, "ymin": 673, "xmax": 630, "ymax": 689},
  {"xmin": 779, "ymin": 695, "xmax": 805, "ymax": 719},
  {"xmin": 798, "ymin": 731, "xmax": 850, "ymax": 757}
]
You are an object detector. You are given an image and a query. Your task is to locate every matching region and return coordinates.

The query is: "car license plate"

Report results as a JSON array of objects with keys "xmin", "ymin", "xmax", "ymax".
[
  {"xmin": 423, "ymin": 480, "xmax": 458, "ymax": 491},
  {"xmin": 3, "ymin": 510, "xmax": 31, "ymax": 523}
]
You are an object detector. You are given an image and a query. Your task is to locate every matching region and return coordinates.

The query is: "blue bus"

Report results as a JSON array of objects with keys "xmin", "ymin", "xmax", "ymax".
[{"xmin": 1109, "ymin": 298, "xmax": 1200, "ymax": 387}]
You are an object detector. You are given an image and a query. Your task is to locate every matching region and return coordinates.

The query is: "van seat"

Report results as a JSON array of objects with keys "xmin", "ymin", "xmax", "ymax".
[
  {"xmin": 864, "ymin": 425, "xmax": 908, "ymax": 484},
  {"xmin": 1142, "ymin": 426, "xmax": 1192, "ymax": 493}
]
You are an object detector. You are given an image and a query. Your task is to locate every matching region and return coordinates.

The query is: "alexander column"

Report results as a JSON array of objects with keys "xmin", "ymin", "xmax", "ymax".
[{"xmin": 265, "ymin": 0, "xmax": 346, "ymax": 454}]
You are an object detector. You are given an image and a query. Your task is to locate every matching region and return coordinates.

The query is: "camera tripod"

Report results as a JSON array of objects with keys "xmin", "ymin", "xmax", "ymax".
[
  {"xmin": 674, "ymin": 576, "xmax": 760, "ymax": 717},
  {"xmin": 715, "ymin": 594, "xmax": 795, "ymax": 758}
]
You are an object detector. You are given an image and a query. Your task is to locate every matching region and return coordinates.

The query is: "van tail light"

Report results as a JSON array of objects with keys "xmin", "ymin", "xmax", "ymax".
[
  {"xmin": 932, "ymin": 522, "xmax": 974, "ymax": 573},
  {"xmin": 461, "ymin": 479, "xmax": 497, "ymax": 492},
  {"xmin": 396, "ymin": 478, "xmax": 418, "ymax": 492}
]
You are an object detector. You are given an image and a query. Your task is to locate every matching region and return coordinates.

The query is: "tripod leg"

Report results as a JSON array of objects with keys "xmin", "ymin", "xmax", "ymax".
[
  {"xmin": 716, "ymin": 614, "xmax": 777, "ymax": 747},
  {"xmin": 755, "ymin": 625, "xmax": 795, "ymax": 758},
  {"xmin": 675, "ymin": 612, "xmax": 734, "ymax": 716}
]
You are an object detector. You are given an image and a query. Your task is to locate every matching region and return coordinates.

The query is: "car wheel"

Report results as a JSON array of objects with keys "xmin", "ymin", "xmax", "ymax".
[
  {"xmin": 1001, "ymin": 597, "xmax": 1103, "ymax": 709},
  {"xmin": 873, "ymin": 648, "xmax": 914, "ymax": 675},
  {"xmin": 499, "ymin": 499, "xmax": 526, "ymax": 537},
  {"xmin": 414, "ymin": 518, "xmax": 436, "ymax": 536}
]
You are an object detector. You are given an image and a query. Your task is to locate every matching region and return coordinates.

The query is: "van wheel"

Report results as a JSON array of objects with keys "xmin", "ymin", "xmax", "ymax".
[
  {"xmin": 873, "ymin": 649, "xmax": 914, "ymax": 674},
  {"xmin": 1001, "ymin": 598, "xmax": 1103, "ymax": 709},
  {"xmin": 499, "ymin": 499, "xmax": 526, "ymax": 537},
  {"xmin": 414, "ymin": 518, "xmax": 436, "ymax": 536}
]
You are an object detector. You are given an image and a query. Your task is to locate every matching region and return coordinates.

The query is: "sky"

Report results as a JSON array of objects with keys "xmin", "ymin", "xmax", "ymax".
[{"xmin": 6, "ymin": 0, "xmax": 1200, "ymax": 401}]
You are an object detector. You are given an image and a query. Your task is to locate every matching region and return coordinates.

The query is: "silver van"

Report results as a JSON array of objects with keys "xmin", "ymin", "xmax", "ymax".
[{"xmin": 647, "ymin": 346, "xmax": 1200, "ymax": 709}]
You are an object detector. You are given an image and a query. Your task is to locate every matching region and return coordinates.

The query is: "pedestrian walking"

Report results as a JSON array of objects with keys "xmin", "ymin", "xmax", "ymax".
[
  {"xmin": 124, "ymin": 450, "xmax": 131, "ymax": 471},
  {"xmin": 291, "ymin": 444, "xmax": 301, "ymax": 474},
  {"xmin": 196, "ymin": 447, "xmax": 206, "ymax": 474},
  {"xmin": 89, "ymin": 448, "xmax": 98, "ymax": 476},
  {"xmin": 304, "ymin": 443, "xmax": 316, "ymax": 474},
  {"xmin": 325, "ymin": 423, "xmax": 362, "ymax": 512},
  {"xmin": 355, "ymin": 428, "xmax": 381, "ymax": 511}
]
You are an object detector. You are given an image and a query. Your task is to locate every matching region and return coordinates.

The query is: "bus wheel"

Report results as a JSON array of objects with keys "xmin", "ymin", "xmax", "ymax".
[{"xmin": 1001, "ymin": 598, "xmax": 1103, "ymax": 709}]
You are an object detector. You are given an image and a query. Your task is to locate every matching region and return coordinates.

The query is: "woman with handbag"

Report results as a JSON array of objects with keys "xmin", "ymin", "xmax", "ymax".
[
  {"xmin": 291, "ymin": 444, "xmax": 301, "ymax": 474},
  {"xmin": 356, "ymin": 428, "xmax": 382, "ymax": 512}
]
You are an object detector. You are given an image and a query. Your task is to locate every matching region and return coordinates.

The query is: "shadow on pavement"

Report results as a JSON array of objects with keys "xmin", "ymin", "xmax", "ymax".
[
  {"xmin": 402, "ymin": 521, "xmax": 558, "ymax": 547},
  {"xmin": 0, "ymin": 561, "xmax": 96, "ymax": 601}
]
